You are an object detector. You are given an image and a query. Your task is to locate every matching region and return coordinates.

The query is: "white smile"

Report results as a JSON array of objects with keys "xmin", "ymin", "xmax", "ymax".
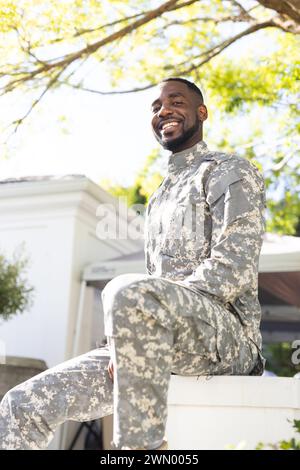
[{"xmin": 161, "ymin": 121, "xmax": 180, "ymax": 131}]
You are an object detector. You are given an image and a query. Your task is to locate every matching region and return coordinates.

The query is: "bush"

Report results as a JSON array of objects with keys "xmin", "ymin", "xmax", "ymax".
[
  {"xmin": 0, "ymin": 249, "xmax": 34, "ymax": 321},
  {"xmin": 257, "ymin": 420, "xmax": 300, "ymax": 450},
  {"xmin": 263, "ymin": 342, "xmax": 300, "ymax": 377}
]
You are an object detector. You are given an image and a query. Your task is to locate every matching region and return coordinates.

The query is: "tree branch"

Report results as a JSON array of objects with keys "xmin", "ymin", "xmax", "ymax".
[
  {"xmin": 229, "ymin": 0, "xmax": 257, "ymax": 20},
  {"xmin": 58, "ymin": 20, "xmax": 278, "ymax": 98},
  {"xmin": 59, "ymin": 81, "xmax": 156, "ymax": 95},
  {"xmin": 51, "ymin": 0, "xmax": 201, "ymax": 44},
  {"xmin": 2, "ymin": 0, "xmax": 299, "ymax": 134},
  {"xmin": 10, "ymin": 68, "xmax": 66, "ymax": 135},
  {"xmin": 271, "ymin": 14, "xmax": 300, "ymax": 33},
  {"xmin": 163, "ymin": 13, "xmax": 253, "ymax": 29},
  {"xmin": 257, "ymin": 1, "xmax": 300, "ymax": 24},
  {"xmin": 50, "ymin": 12, "xmax": 147, "ymax": 44},
  {"xmin": 170, "ymin": 20, "xmax": 276, "ymax": 72},
  {"xmin": 1, "ymin": 0, "xmax": 182, "ymax": 94}
]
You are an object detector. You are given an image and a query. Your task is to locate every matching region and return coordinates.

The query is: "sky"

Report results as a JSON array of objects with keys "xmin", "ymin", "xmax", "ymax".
[{"xmin": 0, "ymin": 84, "xmax": 159, "ymax": 187}]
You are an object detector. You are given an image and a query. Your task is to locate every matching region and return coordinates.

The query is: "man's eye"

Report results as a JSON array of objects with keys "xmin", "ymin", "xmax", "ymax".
[
  {"xmin": 152, "ymin": 107, "xmax": 160, "ymax": 113},
  {"xmin": 173, "ymin": 101, "xmax": 183, "ymax": 106}
]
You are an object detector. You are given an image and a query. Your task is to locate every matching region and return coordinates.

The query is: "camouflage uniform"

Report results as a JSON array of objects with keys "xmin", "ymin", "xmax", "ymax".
[{"xmin": 0, "ymin": 140, "xmax": 266, "ymax": 450}]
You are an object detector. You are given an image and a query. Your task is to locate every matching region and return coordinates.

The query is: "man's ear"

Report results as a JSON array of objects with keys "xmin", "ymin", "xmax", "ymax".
[{"xmin": 197, "ymin": 104, "xmax": 208, "ymax": 122}]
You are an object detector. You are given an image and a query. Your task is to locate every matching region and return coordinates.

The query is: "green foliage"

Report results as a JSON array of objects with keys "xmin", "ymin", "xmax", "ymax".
[
  {"xmin": 257, "ymin": 420, "xmax": 300, "ymax": 450},
  {"xmin": 263, "ymin": 342, "xmax": 300, "ymax": 377},
  {"xmin": 204, "ymin": 33, "xmax": 300, "ymax": 235},
  {"xmin": 267, "ymin": 193, "xmax": 300, "ymax": 235},
  {"xmin": 0, "ymin": 249, "xmax": 34, "ymax": 321},
  {"xmin": 0, "ymin": 1, "xmax": 299, "ymax": 233},
  {"xmin": 206, "ymin": 34, "xmax": 300, "ymax": 113},
  {"xmin": 103, "ymin": 181, "xmax": 147, "ymax": 207}
]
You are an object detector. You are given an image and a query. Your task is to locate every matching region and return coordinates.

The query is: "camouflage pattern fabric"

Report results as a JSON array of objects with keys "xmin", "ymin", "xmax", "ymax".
[
  {"xmin": 0, "ymin": 347, "xmax": 113, "ymax": 449},
  {"xmin": 145, "ymin": 140, "xmax": 266, "ymax": 367},
  {"xmin": 0, "ymin": 140, "xmax": 266, "ymax": 449}
]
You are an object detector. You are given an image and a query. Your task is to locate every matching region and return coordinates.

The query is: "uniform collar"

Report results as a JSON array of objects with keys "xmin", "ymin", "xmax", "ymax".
[{"xmin": 167, "ymin": 141, "xmax": 209, "ymax": 172}]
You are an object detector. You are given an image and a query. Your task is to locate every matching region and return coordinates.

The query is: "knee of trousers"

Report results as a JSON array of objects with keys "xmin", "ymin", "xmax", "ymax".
[
  {"xmin": 102, "ymin": 273, "xmax": 154, "ymax": 310},
  {"xmin": 102, "ymin": 274, "xmax": 159, "ymax": 336}
]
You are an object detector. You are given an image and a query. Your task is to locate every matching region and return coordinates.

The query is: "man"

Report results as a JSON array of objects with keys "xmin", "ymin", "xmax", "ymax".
[{"xmin": 0, "ymin": 78, "xmax": 266, "ymax": 450}]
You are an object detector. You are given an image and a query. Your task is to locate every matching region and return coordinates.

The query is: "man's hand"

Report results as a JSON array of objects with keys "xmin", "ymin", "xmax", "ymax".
[{"xmin": 107, "ymin": 358, "xmax": 114, "ymax": 382}]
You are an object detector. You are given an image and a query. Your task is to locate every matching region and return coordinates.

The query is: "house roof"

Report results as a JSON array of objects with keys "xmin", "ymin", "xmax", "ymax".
[{"xmin": 0, "ymin": 174, "xmax": 86, "ymax": 185}]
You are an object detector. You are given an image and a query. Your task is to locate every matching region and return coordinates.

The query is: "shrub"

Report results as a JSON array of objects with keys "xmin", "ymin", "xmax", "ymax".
[
  {"xmin": 0, "ymin": 249, "xmax": 34, "ymax": 321},
  {"xmin": 257, "ymin": 420, "xmax": 300, "ymax": 450}
]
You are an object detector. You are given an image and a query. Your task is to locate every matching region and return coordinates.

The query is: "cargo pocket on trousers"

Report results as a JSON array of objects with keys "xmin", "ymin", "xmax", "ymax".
[{"xmin": 173, "ymin": 316, "xmax": 220, "ymax": 363}]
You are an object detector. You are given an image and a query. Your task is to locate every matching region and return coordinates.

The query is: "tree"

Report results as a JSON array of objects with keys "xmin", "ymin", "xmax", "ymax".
[
  {"xmin": 0, "ymin": 0, "xmax": 299, "ymax": 233},
  {"xmin": 0, "ymin": 0, "xmax": 299, "ymax": 128}
]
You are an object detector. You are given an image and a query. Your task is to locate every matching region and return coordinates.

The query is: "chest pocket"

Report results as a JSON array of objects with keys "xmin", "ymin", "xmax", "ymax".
[{"xmin": 162, "ymin": 189, "xmax": 207, "ymax": 262}]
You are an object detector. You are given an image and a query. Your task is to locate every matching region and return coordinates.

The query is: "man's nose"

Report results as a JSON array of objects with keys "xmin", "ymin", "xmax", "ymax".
[{"xmin": 157, "ymin": 103, "xmax": 173, "ymax": 118}]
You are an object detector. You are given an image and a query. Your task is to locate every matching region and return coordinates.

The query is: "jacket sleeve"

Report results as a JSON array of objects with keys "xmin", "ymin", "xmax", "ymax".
[
  {"xmin": 181, "ymin": 158, "xmax": 266, "ymax": 303},
  {"xmin": 144, "ymin": 213, "xmax": 153, "ymax": 275}
]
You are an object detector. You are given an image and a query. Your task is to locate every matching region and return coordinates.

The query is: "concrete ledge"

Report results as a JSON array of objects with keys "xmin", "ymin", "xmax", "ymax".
[
  {"xmin": 0, "ymin": 356, "xmax": 47, "ymax": 400},
  {"xmin": 167, "ymin": 376, "xmax": 300, "ymax": 449}
]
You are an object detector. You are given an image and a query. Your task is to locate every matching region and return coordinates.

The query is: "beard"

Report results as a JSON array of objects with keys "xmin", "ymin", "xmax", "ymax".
[{"xmin": 155, "ymin": 115, "xmax": 200, "ymax": 152}]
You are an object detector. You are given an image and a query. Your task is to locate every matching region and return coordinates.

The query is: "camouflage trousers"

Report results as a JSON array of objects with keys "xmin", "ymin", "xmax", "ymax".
[{"xmin": 0, "ymin": 273, "xmax": 258, "ymax": 450}]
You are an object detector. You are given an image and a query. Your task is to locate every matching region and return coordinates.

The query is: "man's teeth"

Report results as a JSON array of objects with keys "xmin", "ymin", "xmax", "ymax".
[{"xmin": 162, "ymin": 121, "xmax": 179, "ymax": 130}]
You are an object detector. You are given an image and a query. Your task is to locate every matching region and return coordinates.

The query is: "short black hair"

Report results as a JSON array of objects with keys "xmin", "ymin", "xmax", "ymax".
[{"xmin": 161, "ymin": 77, "xmax": 204, "ymax": 103}]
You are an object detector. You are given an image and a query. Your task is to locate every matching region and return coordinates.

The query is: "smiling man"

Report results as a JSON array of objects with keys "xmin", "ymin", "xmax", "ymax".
[
  {"xmin": 0, "ymin": 78, "xmax": 266, "ymax": 451},
  {"xmin": 151, "ymin": 78, "xmax": 207, "ymax": 152}
]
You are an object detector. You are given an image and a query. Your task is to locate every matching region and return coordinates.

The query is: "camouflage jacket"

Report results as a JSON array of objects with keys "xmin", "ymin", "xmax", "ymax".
[{"xmin": 145, "ymin": 140, "xmax": 266, "ymax": 351}]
